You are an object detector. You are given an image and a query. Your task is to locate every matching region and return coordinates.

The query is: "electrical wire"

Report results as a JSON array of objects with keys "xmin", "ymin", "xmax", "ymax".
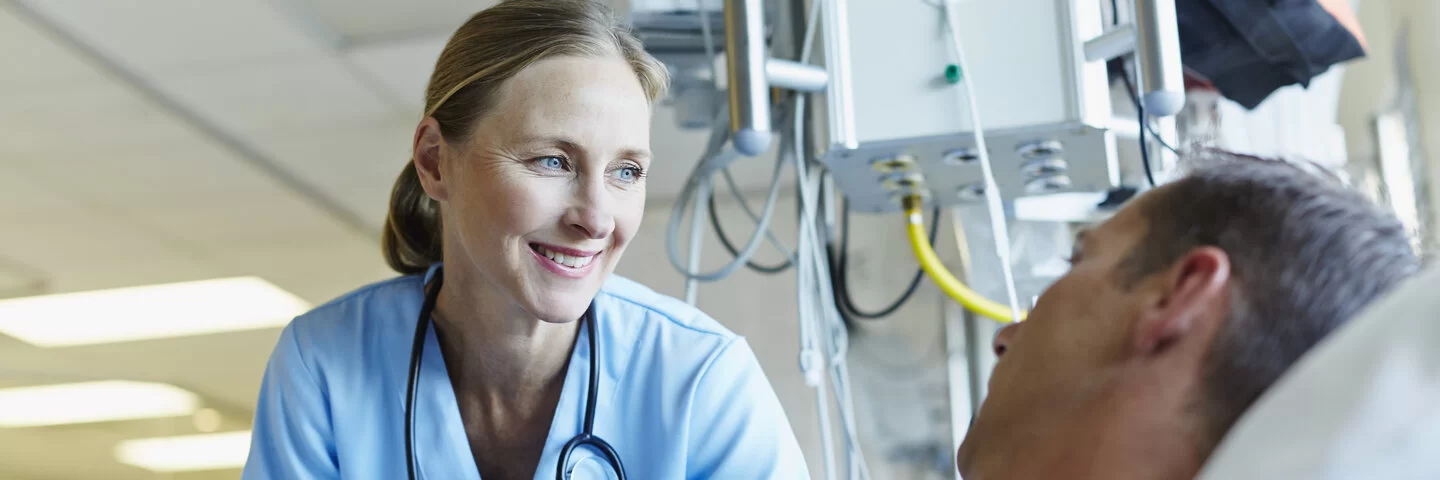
[
  {"xmin": 708, "ymin": 169, "xmax": 794, "ymax": 274},
  {"xmin": 1135, "ymin": 78, "xmax": 1158, "ymax": 188},
  {"xmin": 828, "ymin": 198, "xmax": 939, "ymax": 320},
  {"xmin": 1110, "ymin": 0, "xmax": 1176, "ymax": 188},
  {"xmin": 795, "ymin": 95, "xmax": 873, "ymax": 480},
  {"xmin": 685, "ymin": 179, "xmax": 712, "ymax": 304},
  {"xmin": 665, "ymin": 107, "xmax": 790, "ymax": 282},
  {"xmin": 720, "ymin": 166, "xmax": 797, "ymax": 258},
  {"xmin": 666, "ymin": 0, "xmax": 795, "ymax": 283},
  {"xmin": 1121, "ymin": 68, "xmax": 1181, "ymax": 155},
  {"xmin": 937, "ymin": 0, "xmax": 1024, "ymax": 322},
  {"xmin": 683, "ymin": 1, "xmax": 869, "ymax": 477},
  {"xmin": 794, "ymin": 2, "xmax": 870, "ymax": 476}
]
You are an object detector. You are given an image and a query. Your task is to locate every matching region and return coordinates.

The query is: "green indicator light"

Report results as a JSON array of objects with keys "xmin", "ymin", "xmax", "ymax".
[{"xmin": 944, "ymin": 64, "xmax": 962, "ymax": 84}]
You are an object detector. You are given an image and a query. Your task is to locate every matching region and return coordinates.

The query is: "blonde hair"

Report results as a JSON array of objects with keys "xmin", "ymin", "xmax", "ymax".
[{"xmin": 382, "ymin": 0, "xmax": 670, "ymax": 274}]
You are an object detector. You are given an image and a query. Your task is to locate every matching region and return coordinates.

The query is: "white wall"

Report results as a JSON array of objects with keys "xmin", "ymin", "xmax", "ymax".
[{"xmin": 1339, "ymin": 0, "xmax": 1440, "ymax": 250}]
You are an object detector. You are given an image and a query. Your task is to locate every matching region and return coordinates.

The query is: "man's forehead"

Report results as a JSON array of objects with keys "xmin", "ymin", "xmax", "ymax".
[{"xmin": 1088, "ymin": 186, "xmax": 1164, "ymax": 245}]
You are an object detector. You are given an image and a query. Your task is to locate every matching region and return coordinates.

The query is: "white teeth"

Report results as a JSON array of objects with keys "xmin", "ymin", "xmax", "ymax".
[{"xmin": 538, "ymin": 246, "xmax": 595, "ymax": 269}]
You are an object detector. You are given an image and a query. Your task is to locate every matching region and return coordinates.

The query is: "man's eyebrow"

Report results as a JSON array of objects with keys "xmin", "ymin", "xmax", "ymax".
[{"xmin": 1074, "ymin": 228, "xmax": 1090, "ymax": 248}]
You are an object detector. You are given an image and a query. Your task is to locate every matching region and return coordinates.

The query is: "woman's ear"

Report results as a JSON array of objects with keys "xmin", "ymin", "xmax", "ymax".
[
  {"xmin": 412, "ymin": 117, "xmax": 449, "ymax": 202},
  {"xmin": 1133, "ymin": 246, "xmax": 1232, "ymax": 355}
]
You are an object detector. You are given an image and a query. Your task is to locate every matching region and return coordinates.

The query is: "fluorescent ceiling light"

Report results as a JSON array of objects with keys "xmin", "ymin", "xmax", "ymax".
[
  {"xmin": 115, "ymin": 431, "xmax": 251, "ymax": 472},
  {"xmin": 0, "ymin": 277, "xmax": 309, "ymax": 347},
  {"xmin": 0, "ymin": 381, "xmax": 199, "ymax": 427}
]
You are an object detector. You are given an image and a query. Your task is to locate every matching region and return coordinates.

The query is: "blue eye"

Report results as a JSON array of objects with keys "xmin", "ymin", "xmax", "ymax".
[
  {"xmin": 613, "ymin": 165, "xmax": 644, "ymax": 183},
  {"xmin": 539, "ymin": 156, "xmax": 565, "ymax": 170}
]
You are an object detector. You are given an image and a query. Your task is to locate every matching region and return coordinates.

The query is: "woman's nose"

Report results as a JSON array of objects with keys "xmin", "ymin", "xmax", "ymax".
[
  {"xmin": 564, "ymin": 186, "xmax": 615, "ymax": 240},
  {"xmin": 992, "ymin": 322, "xmax": 1020, "ymax": 357},
  {"xmin": 564, "ymin": 205, "xmax": 613, "ymax": 240}
]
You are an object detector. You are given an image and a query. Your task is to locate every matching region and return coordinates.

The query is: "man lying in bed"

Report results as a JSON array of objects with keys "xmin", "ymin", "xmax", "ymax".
[{"xmin": 956, "ymin": 150, "xmax": 1421, "ymax": 480}]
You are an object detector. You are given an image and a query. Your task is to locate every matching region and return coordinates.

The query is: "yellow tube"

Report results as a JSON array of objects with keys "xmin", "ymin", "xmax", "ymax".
[{"xmin": 903, "ymin": 195, "xmax": 1024, "ymax": 323}]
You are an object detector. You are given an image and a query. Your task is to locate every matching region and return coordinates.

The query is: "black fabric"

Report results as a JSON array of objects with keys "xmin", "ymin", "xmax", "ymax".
[{"xmin": 1178, "ymin": 0, "xmax": 1366, "ymax": 109}]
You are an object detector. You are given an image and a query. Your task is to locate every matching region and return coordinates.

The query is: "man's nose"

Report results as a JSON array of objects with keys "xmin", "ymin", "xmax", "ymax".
[{"xmin": 992, "ymin": 322, "xmax": 1019, "ymax": 356}]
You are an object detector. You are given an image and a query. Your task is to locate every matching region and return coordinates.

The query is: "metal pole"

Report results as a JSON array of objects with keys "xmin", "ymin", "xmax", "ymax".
[
  {"xmin": 1132, "ymin": 0, "xmax": 1185, "ymax": 117},
  {"xmin": 725, "ymin": 0, "xmax": 773, "ymax": 155}
]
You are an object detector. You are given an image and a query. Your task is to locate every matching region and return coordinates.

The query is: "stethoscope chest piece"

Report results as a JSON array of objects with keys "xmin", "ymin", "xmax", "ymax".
[{"xmin": 562, "ymin": 451, "xmax": 622, "ymax": 480}]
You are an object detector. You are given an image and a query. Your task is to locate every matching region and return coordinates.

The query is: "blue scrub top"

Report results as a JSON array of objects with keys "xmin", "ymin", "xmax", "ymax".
[{"xmin": 242, "ymin": 265, "xmax": 809, "ymax": 479}]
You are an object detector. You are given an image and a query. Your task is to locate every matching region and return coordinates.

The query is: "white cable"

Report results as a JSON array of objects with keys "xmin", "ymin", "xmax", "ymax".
[
  {"xmin": 664, "ymin": 111, "xmax": 790, "ymax": 281},
  {"xmin": 795, "ymin": 151, "xmax": 839, "ymax": 480},
  {"xmin": 794, "ymin": 2, "xmax": 875, "ymax": 478},
  {"xmin": 697, "ymin": 0, "xmax": 717, "ymax": 65},
  {"xmin": 720, "ymin": 167, "xmax": 797, "ymax": 260},
  {"xmin": 793, "ymin": 89, "xmax": 873, "ymax": 480},
  {"xmin": 664, "ymin": 1, "xmax": 792, "ymax": 283},
  {"xmin": 939, "ymin": 0, "xmax": 1023, "ymax": 321},
  {"xmin": 684, "ymin": 0, "xmax": 715, "ymax": 307},
  {"xmin": 684, "ymin": 179, "xmax": 712, "ymax": 305}
]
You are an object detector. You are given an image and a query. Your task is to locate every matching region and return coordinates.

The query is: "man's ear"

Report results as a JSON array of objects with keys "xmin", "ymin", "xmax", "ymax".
[
  {"xmin": 412, "ymin": 117, "xmax": 449, "ymax": 202},
  {"xmin": 1134, "ymin": 246, "xmax": 1232, "ymax": 355}
]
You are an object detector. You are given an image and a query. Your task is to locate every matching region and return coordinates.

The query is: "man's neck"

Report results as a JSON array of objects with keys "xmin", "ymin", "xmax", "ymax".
[
  {"xmin": 1082, "ymin": 381, "xmax": 1210, "ymax": 480},
  {"xmin": 968, "ymin": 371, "xmax": 1210, "ymax": 480}
]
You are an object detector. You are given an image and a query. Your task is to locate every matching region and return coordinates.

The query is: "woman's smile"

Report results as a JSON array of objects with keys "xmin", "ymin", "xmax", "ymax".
[{"xmin": 528, "ymin": 242, "xmax": 601, "ymax": 279}]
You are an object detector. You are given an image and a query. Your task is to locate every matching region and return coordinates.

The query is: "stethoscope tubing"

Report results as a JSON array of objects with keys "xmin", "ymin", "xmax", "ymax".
[{"xmin": 405, "ymin": 268, "xmax": 625, "ymax": 480}]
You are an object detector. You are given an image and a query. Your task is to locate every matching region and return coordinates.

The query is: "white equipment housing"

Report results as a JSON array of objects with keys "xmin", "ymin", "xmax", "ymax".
[{"xmin": 820, "ymin": 0, "xmax": 1118, "ymax": 214}]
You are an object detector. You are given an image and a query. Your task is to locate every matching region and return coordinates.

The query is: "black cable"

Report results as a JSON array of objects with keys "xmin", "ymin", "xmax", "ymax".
[
  {"xmin": 1119, "ymin": 63, "xmax": 1180, "ymax": 150},
  {"xmin": 708, "ymin": 176, "xmax": 793, "ymax": 274},
  {"xmin": 1110, "ymin": 0, "xmax": 1173, "ymax": 188},
  {"xmin": 828, "ymin": 198, "xmax": 941, "ymax": 320},
  {"xmin": 1129, "ymin": 71, "xmax": 1159, "ymax": 188}
]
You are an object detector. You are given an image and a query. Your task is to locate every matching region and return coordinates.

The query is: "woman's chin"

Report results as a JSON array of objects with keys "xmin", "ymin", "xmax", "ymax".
[
  {"xmin": 525, "ymin": 295, "xmax": 593, "ymax": 324},
  {"xmin": 514, "ymin": 272, "xmax": 605, "ymax": 323}
]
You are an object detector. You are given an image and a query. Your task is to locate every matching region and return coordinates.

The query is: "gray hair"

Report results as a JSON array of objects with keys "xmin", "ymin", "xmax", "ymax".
[{"xmin": 1118, "ymin": 149, "xmax": 1421, "ymax": 445}]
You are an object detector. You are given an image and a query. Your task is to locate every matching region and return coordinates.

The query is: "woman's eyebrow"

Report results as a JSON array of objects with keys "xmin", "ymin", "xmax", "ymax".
[
  {"xmin": 616, "ymin": 147, "xmax": 652, "ymax": 162},
  {"xmin": 515, "ymin": 135, "xmax": 583, "ymax": 153},
  {"xmin": 514, "ymin": 136, "xmax": 649, "ymax": 161}
]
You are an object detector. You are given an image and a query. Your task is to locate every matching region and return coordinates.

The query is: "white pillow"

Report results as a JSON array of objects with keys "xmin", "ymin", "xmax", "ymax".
[{"xmin": 1198, "ymin": 265, "xmax": 1440, "ymax": 479}]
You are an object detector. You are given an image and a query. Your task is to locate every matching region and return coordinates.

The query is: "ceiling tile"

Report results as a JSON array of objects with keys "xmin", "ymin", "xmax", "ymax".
[
  {"xmin": 327, "ymin": 179, "xmax": 395, "ymax": 229},
  {"xmin": 203, "ymin": 240, "xmax": 394, "ymax": 304},
  {"xmin": 343, "ymin": 35, "xmax": 447, "ymax": 106},
  {"xmin": 0, "ymin": 164, "xmax": 90, "ymax": 223},
  {"xmin": 0, "ymin": 429, "xmax": 158, "ymax": 480},
  {"xmin": 18, "ymin": 139, "xmax": 290, "ymax": 207},
  {"xmin": 134, "ymin": 196, "xmax": 367, "ymax": 251},
  {"xmin": 0, "ymin": 215, "xmax": 219, "ymax": 293},
  {"xmin": 151, "ymin": 56, "xmax": 403, "ymax": 137},
  {"xmin": 289, "ymin": 0, "xmax": 487, "ymax": 42},
  {"xmin": 0, "ymin": 9, "xmax": 109, "ymax": 90},
  {"xmin": 17, "ymin": 0, "xmax": 326, "ymax": 72},
  {"xmin": 254, "ymin": 118, "xmax": 414, "ymax": 186},
  {"xmin": 0, "ymin": 83, "xmax": 199, "ymax": 157},
  {"xmin": 251, "ymin": 119, "xmax": 414, "ymax": 226}
]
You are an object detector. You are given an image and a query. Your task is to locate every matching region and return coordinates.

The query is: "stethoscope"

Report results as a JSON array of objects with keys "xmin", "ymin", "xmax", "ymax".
[{"xmin": 405, "ymin": 267, "xmax": 627, "ymax": 480}]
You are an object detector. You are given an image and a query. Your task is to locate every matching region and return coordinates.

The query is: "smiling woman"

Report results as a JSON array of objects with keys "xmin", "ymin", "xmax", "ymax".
[{"xmin": 242, "ymin": 1, "xmax": 809, "ymax": 479}]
